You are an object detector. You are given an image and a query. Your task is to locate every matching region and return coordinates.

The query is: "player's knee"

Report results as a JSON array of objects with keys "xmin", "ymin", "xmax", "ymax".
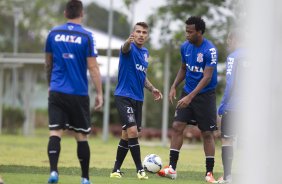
[
  {"xmin": 202, "ymin": 131, "xmax": 214, "ymax": 141},
  {"xmin": 172, "ymin": 122, "xmax": 186, "ymax": 134},
  {"xmin": 127, "ymin": 126, "xmax": 138, "ymax": 138},
  {"xmin": 75, "ymin": 133, "xmax": 88, "ymax": 141}
]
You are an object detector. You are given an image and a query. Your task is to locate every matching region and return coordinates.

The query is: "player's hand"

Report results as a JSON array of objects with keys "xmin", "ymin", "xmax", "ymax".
[
  {"xmin": 126, "ymin": 33, "xmax": 135, "ymax": 43},
  {"xmin": 94, "ymin": 94, "xmax": 103, "ymax": 111},
  {"xmin": 169, "ymin": 87, "xmax": 177, "ymax": 104},
  {"xmin": 152, "ymin": 88, "xmax": 163, "ymax": 101},
  {"xmin": 176, "ymin": 94, "xmax": 193, "ymax": 109}
]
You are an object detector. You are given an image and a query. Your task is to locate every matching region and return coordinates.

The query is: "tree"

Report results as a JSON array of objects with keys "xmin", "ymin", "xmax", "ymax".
[{"xmin": 0, "ymin": 0, "xmax": 130, "ymax": 53}]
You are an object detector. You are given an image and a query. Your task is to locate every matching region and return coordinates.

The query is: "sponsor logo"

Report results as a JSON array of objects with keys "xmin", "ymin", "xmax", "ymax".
[
  {"xmin": 55, "ymin": 34, "xmax": 82, "ymax": 44},
  {"xmin": 91, "ymin": 33, "xmax": 98, "ymax": 55},
  {"xmin": 144, "ymin": 53, "xmax": 149, "ymax": 62},
  {"xmin": 197, "ymin": 53, "xmax": 203, "ymax": 63},
  {"xmin": 227, "ymin": 57, "xmax": 235, "ymax": 75},
  {"xmin": 209, "ymin": 48, "xmax": 217, "ymax": 64},
  {"xmin": 62, "ymin": 53, "xmax": 74, "ymax": 59},
  {"xmin": 186, "ymin": 63, "xmax": 204, "ymax": 73},
  {"xmin": 210, "ymin": 125, "xmax": 216, "ymax": 129},
  {"xmin": 136, "ymin": 64, "xmax": 147, "ymax": 73}
]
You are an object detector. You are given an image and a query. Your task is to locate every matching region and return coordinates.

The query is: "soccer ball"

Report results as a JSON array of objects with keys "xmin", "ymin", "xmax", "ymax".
[{"xmin": 143, "ymin": 154, "xmax": 162, "ymax": 173}]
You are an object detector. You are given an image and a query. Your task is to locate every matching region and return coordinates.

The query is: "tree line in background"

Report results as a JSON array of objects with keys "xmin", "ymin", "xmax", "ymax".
[{"xmin": 0, "ymin": 0, "xmax": 245, "ymax": 132}]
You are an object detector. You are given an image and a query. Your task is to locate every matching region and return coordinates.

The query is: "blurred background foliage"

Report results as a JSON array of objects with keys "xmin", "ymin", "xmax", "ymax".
[{"xmin": 0, "ymin": 0, "xmax": 245, "ymax": 134}]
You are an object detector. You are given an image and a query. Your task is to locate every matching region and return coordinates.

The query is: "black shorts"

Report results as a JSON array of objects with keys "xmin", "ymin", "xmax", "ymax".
[
  {"xmin": 221, "ymin": 111, "xmax": 237, "ymax": 139},
  {"xmin": 48, "ymin": 91, "xmax": 91, "ymax": 134},
  {"xmin": 115, "ymin": 96, "xmax": 143, "ymax": 132},
  {"xmin": 174, "ymin": 90, "xmax": 217, "ymax": 131}
]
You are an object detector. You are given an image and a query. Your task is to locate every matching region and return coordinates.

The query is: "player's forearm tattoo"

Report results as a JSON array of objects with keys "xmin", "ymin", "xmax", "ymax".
[
  {"xmin": 145, "ymin": 79, "xmax": 155, "ymax": 92},
  {"xmin": 122, "ymin": 41, "xmax": 131, "ymax": 53}
]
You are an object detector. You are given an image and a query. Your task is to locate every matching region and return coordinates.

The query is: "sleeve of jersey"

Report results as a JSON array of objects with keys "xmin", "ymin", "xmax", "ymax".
[
  {"xmin": 180, "ymin": 44, "xmax": 185, "ymax": 63},
  {"xmin": 45, "ymin": 32, "xmax": 52, "ymax": 53},
  {"xmin": 88, "ymin": 33, "xmax": 98, "ymax": 57},
  {"xmin": 205, "ymin": 47, "xmax": 217, "ymax": 67},
  {"xmin": 218, "ymin": 57, "xmax": 238, "ymax": 115}
]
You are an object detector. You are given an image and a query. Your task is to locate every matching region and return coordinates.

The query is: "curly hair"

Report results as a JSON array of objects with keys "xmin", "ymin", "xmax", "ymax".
[{"xmin": 185, "ymin": 16, "xmax": 206, "ymax": 35}]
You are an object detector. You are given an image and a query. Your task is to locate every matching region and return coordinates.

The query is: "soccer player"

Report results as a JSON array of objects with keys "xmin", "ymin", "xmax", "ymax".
[
  {"xmin": 217, "ymin": 28, "xmax": 246, "ymax": 184},
  {"xmin": 45, "ymin": 0, "xmax": 103, "ymax": 184},
  {"xmin": 158, "ymin": 16, "xmax": 218, "ymax": 183},
  {"xmin": 109, "ymin": 22, "xmax": 163, "ymax": 180}
]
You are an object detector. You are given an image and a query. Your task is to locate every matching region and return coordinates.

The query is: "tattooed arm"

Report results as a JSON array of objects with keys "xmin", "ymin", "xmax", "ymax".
[
  {"xmin": 144, "ymin": 78, "xmax": 155, "ymax": 92},
  {"xmin": 145, "ymin": 78, "xmax": 163, "ymax": 100}
]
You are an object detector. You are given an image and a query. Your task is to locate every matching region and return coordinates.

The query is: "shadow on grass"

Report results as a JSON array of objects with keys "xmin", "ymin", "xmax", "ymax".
[{"xmin": 0, "ymin": 165, "xmax": 211, "ymax": 180}]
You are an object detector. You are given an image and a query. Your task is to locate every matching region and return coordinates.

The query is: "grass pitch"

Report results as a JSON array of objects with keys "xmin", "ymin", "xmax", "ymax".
[{"xmin": 0, "ymin": 129, "xmax": 224, "ymax": 184}]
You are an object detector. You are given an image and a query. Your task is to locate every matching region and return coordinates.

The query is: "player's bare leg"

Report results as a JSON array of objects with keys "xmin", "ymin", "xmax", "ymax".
[
  {"xmin": 202, "ymin": 131, "xmax": 217, "ymax": 183},
  {"xmin": 158, "ymin": 121, "xmax": 186, "ymax": 179}
]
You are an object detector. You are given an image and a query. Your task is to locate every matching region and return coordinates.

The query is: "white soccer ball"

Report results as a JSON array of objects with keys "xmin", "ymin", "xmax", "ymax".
[{"xmin": 143, "ymin": 154, "xmax": 162, "ymax": 173}]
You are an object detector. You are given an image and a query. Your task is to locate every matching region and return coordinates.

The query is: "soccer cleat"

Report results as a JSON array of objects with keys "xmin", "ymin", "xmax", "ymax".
[
  {"xmin": 110, "ymin": 169, "xmax": 123, "ymax": 178},
  {"xmin": 217, "ymin": 176, "xmax": 232, "ymax": 183},
  {"xmin": 157, "ymin": 165, "xmax": 177, "ymax": 179},
  {"xmin": 205, "ymin": 172, "xmax": 218, "ymax": 183},
  {"xmin": 137, "ymin": 169, "xmax": 148, "ymax": 180},
  {"xmin": 81, "ymin": 178, "xmax": 92, "ymax": 184},
  {"xmin": 47, "ymin": 171, "xmax": 59, "ymax": 183}
]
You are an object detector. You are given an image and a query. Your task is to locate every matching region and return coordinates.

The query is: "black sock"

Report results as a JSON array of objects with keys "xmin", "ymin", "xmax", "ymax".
[
  {"xmin": 77, "ymin": 141, "xmax": 90, "ymax": 180},
  {"xmin": 128, "ymin": 137, "xmax": 143, "ymax": 171},
  {"xmin": 222, "ymin": 145, "xmax": 233, "ymax": 179},
  {"xmin": 206, "ymin": 157, "xmax": 215, "ymax": 175},
  {"xmin": 47, "ymin": 136, "xmax": 61, "ymax": 173},
  {"xmin": 169, "ymin": 149, "xmax": 179, "ymax": 170},
  {"xmin": 113, "ymin": 139, "xmax": 129, "ymax": 172}
]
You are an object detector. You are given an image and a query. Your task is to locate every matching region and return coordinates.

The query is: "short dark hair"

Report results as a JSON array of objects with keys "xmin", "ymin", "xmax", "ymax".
[
  {"xmin": 134, "ymin": 22, "xmax": 149, "ymax": 30},
  {"xmin": 65, "ymin": 0, "xmax": 83, "ymax": 19},
  {"xmin": 185, "ymin": 16, "xmax": 206, "ymax": 35}
]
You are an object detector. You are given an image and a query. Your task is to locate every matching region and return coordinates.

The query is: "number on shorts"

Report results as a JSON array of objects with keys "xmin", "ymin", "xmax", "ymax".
[{"xmin": 127, "ymin": 107, "xmax": 133, "ymax": 114}]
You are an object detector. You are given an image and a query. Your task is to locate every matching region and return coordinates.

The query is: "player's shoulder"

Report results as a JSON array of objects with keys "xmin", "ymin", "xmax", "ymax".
[
  {"xmin": 203, "ymin": 39, "xmax": 216, "ymax": 49},
  {"xmin": 229, "ymin": 48, "xmax": 245, "ymax": 60},
  {"xmin": 201, "ymin": 39, "xmax": 217, "ymax": 56},
  {"xmin": 131, "ymin": 43, "xmax": 149, "ymax": 52},
  {"xmin": 180, "ymin": 41, "xmax": 191, "ymax": 52},
  {"xmin": 50, "ymin": 23, "xmax": 67, "ymax": 32},
  {"xmin": 141, "ymin": 46, "xmax": 149, "ymax": 53},
  {"xmin": 79, "ymin": 26, "xmax": 95, "ymax": 37},
  {"xmin": 181, "ymin": 40, "xmax": 189, "ymax": 47}
]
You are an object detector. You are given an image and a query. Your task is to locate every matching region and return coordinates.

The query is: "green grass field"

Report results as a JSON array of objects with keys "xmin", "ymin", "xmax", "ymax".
[{"xmin": 0, "ymin": 129, "xmax": 226, "ymax": 184}]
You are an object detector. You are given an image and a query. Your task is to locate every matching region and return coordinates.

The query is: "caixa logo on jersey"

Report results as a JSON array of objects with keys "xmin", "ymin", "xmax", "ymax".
[
  {"xmin": 55, "ymin": 34, "xmax": 82, "ymax": 44},
  {"xmin": 136, "ymin": 64, "xmax": 147, "ymax": 73}
]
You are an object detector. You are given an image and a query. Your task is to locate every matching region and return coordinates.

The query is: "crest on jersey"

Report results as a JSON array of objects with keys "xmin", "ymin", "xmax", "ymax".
[
  {"xmin": 144, "ymin": 53, "xmax": 148, "ymax": 62},
  {"xmin": 68, "ymin": 25, "xmax": 74, "ymax": 30},
  {"xmin": 197, "ymin": 53, "xmax": 203, "ymax": 63},
  {"xmin": 127, "ymin": 114, "xmax": 135, "ymax": 123}
]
